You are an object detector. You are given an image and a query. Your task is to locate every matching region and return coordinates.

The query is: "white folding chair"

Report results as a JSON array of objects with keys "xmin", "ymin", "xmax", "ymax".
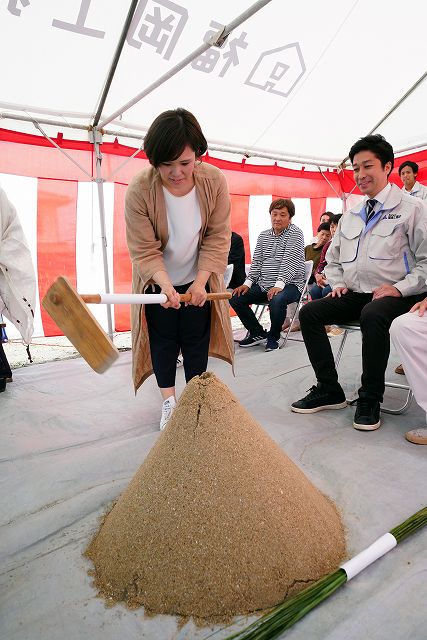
[
  {"xmin": 224, "ymin": 264, "xmax": 234, "ymax": 288},
  {"xmin": 279, "ymin": 260, "xmax": 313, "ymax": 349},
  {"xmin": 334, "ymin": 321, "xmax": 413, "ymax": 414}
]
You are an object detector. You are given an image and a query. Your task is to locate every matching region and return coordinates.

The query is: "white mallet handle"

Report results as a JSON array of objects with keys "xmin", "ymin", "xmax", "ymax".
[{"xmin": 81, "ymin": 292, "xmax": 231, "ymax": 304}]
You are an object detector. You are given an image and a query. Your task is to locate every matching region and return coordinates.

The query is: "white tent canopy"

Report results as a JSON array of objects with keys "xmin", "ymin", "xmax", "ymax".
[{"xmin": 2, "ymin": 0, "xmax": 427, "ymax": 166}]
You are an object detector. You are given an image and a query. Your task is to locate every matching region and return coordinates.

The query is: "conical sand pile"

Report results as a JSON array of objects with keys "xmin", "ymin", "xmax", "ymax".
[{"xmin": 86, "ymin": 372, "xmax": 346, "ymax": 620}]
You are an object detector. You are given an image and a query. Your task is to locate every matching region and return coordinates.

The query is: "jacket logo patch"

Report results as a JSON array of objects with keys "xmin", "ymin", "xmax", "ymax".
[{"xmin": 382, "ymin": 213, "xmax": 401, "ymax": 219}]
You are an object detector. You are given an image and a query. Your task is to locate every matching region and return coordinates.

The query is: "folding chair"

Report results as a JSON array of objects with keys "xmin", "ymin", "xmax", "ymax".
[
  {"xmin": 334, "ymin": 321, "xmax": 413, "ymax": 414},
  {"xmin": 224, "ymin": 264, "xmax": 234, "ymax": 288},
  {"xmin": 279, "ymin": 260, "xmax": 313, "ymax": 349}
]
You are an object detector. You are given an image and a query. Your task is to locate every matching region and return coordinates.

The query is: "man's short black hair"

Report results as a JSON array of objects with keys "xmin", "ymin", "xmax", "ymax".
[
  {"xmin": 349, "ymin": 134, "xmax": 394, "ymax": 175},
  {"xmin": 398, "ymin": 160, "xmax": 419, "ymax": 176},
  {"xmin": 330, "ymin": 213, "xmax": 342, "ymax": 225},
  {"xmin": 144, "ymin": 108, "xmax": 208, "ymax": 167},
  {"xmin": 317, "ymin": 221, "xmax": 330, "ymax": 232}
]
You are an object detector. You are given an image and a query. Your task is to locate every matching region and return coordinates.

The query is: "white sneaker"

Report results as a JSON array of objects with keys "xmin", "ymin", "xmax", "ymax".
[{"xmin": 160, "ymin": 396, "xmax": 176, "ymax": 431}]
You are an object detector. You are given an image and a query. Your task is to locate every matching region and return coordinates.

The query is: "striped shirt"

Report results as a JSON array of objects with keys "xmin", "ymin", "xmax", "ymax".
[{"xmin": 244, "ymin": 224, "xmax": 306, "ymax": 292}]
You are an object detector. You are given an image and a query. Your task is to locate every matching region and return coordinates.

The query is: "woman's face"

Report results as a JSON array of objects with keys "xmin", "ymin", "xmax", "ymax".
[{"xmin": 158, "ymin": 145, "xmax": 196, "ymax": 195}]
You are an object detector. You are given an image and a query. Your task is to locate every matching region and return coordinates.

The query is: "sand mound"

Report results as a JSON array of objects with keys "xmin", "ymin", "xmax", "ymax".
[{"xmin": 86, "ymin": 372, "xmax": 345, "ymax": 620}]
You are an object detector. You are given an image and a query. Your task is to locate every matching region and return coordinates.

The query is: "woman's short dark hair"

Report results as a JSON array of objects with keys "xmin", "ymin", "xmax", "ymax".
[
  {"xmin": 330, "ymin": 213, "xmax": 342, "ymax": 225},
  {"xmin": 398, "ymin": 160, "xmax": 419, "ymax": 176},
  {"xmin": 269, "ymin": 198, "xmax": 295, "ymax": 217},
  {"xmin": 317, "ymin": 221, "xmax": 330, "ymax": 232},
  {"xmin": 349, "ymin": 134, "xmax": 394, "ymax": 175},
  {"xmin": 319, "ymin": 211, "xmax": 333, "ymax": 221},
  {"xmin": 143, "ymin": 108, "xmax": 208, "ymax": 167}
]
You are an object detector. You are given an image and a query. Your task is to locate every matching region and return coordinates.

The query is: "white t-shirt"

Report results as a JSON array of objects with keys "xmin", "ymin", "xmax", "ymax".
[{"xmin": 162, "ymin": 186, "xmax": 201, "ymax": 285}]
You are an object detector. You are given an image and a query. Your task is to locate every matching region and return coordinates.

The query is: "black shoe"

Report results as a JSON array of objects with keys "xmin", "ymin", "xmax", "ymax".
[
  {"xmin": 353, "ymin": 398, "xmax": 381, "ymax": 431},
  {"xmin": 291, "ymin": 384, "xmax": 347, "ymax": 413},
  {"xmin": 265, "ymin": 337, "xmax": 279, "ymax": 351},
  {"xmin": 238, "ymin": 332, "xmax": 267, "ymax": 347},
  {"xmin": 0, "ymin": 377, "xmax": 6, "ymax": 393}
]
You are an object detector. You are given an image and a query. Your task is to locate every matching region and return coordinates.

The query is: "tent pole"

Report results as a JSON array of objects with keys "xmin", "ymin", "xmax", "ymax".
[
  {"xmin": 339, "ymin": 70, "xmax": 427, "ymax": 166},
  {"xmin": 92, "ymin": 129, "xmax": 114, "ymax": 338},
  {"xmin": 105, "ymin": 143, "xmax": 144, "ymax": 182},
  {"xmin": 32, "ymin": 121, "xmax": 93, "ymax": 179},
  {"xmin": 98, "ymin": 0, "xmax": 273, "ymax": 129},
  {"xmin": 3, "ymin": 111, "xmax": 426, "ymax": 168},
  {"xmin": 0, "ymin": 111, "xmax": 91, "ymax": 131},
  {"xmin": 92, "ymin": 0, "xmax": 139, "ymax": 127},
  {"xmin": 316, "ymin": 167, "xmax": 341, "ymax": 198}
]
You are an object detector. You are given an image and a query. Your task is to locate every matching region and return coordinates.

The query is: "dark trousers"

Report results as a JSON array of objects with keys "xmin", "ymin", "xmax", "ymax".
[
  {"xmin": 0, "ymin": 341, "xmax": 12, "ymax": 378},
  {"xmin": 299, "ymin": 291, "xmax": 426, "ymax": 402},
  {"xmin": 145, "ymin": 283, "xmax": 211, "ymax": 389},
  {"xmin": 229, "ymin": 283, "xmax": 301, "ymax": 340}
]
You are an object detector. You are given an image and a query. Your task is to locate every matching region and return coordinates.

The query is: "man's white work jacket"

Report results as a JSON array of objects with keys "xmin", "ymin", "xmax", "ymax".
[
  {"xmin": 401, "ymin": 181, "xmax": 427, "ymax": 201},
  {"xmin": 325, "ymin": 184, "xmax": 427, "ymax": 297}
]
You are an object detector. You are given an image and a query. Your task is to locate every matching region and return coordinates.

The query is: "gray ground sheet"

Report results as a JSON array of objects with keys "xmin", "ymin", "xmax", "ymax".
[{"xmin": 1, "ymin": 333, "xmax": 426, "ymax": 640}]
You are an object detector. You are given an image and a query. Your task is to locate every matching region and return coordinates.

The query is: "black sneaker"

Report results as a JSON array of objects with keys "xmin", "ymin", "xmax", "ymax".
[
  {"xmin": 265, "ymin": 337, "xmax": 279, "ymax": 351},
  {"xmin": 291, "ymin": 384, "xmax": 347, "ymax": 413},
  {"xmin": 238, "ymin": 332, "xmax": 267, "ymax": 347},
  {"xmin": 353, "ymin": 398, "xmax": 381, "ymax": 431}
]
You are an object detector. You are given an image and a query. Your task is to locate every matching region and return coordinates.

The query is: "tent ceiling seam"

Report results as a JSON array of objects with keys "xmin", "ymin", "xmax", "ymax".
[
  {"xmin": 339, "ymin": 70, "xmax": 427, "ymax": 166},
  {"xmin": 249, "ymin": 0, "xmax": 360, "ymax": 150}
]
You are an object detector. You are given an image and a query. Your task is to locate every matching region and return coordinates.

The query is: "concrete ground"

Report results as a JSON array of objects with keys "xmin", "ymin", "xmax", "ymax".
[{"xmin": 1, "ymin": 332, "xmax": 426, "ymax": 640}]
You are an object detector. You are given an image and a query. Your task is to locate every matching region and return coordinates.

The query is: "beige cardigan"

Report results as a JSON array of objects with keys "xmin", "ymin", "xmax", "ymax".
[{"xmin": 125, "ymin": 161, "xmax": 234, "ymax": 392}]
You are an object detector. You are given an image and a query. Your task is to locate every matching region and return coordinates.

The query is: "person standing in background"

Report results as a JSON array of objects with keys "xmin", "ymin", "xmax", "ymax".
[
  {"xmin": 399, "ymin": 161, "xmax": 427, "ymax": 200},
  {"xmin": 0, "ymin": 184, "xmax": 36, "ymax": 392},
  {"xmin": 227, "ymin": 231, "xmax": 246, "ymax": 289}
]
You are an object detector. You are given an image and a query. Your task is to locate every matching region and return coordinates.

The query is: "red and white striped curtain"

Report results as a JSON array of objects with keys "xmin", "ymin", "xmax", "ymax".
[{"xmin": 1, "ymin": 128, "xmax": 425, "ymax": 338}]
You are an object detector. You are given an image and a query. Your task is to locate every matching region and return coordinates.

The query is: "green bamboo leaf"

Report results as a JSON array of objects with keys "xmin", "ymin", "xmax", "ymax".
[{"xmin": 220, "ymin": 506, "xmax": 427, "ymax": 640}]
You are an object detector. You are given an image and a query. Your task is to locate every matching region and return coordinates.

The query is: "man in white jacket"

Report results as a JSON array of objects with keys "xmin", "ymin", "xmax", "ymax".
[
  {"xmin": 390, "ymin": 296, "xmax": 427, "ymax": 445},
  {"xmin": 0, "ymin": 185, "xmax": 36, "ymax": 391},
  {"xmin": 399, "ymin": 161, "xmax": 427, "ymax": 200},
  {"xmin": 394, "ymin": 160, "xmax": 427, "ymax": 376},
  {"xmin": 291, "ymin": 134, "xmax": 427, "ymax": 431}
]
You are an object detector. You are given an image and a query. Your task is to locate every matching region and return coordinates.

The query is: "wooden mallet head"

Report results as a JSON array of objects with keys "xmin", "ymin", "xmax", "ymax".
[{"xmin": 42, "ymin": 276, "xmax": 119, "ymax": 374}]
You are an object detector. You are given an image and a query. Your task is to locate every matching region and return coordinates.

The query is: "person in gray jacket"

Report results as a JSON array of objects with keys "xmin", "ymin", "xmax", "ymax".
[
  {"xmin": 291, "ymin": 134, "xmax": 427, "ymax": 431},
  {"xmin": 399, "ymin": 161, "xmax": 427, "ymax": 200}
]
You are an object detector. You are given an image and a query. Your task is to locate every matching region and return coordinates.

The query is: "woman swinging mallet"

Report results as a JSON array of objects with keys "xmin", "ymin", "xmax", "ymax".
[{"xmin": 125, "ymin": 108, "xmax": 234, "ymax": 429}]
